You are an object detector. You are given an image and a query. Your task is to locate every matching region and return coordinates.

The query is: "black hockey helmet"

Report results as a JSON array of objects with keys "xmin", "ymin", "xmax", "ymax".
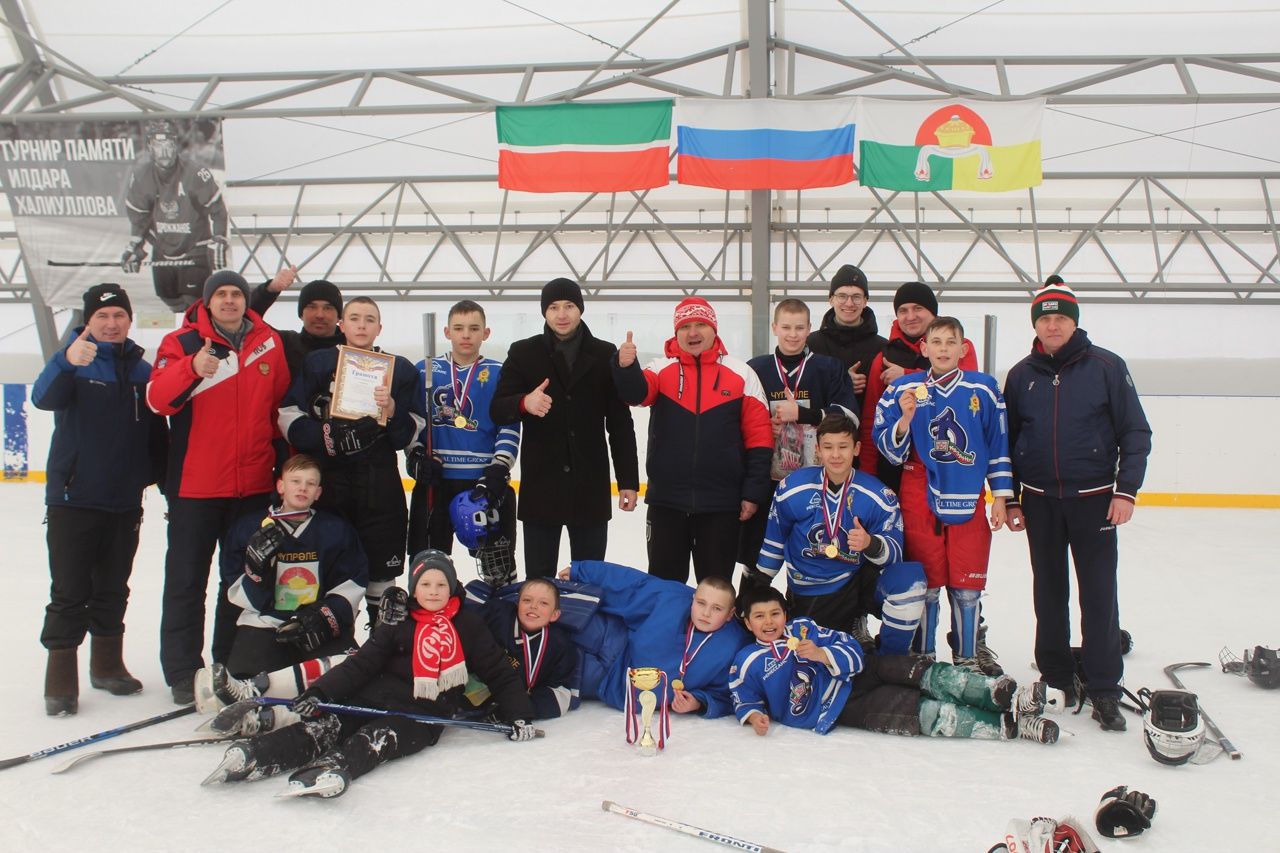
[
  {"xmin": 143, "ymin": 118, "xmax": 178, "ymax": 141},
  {"xmin": 1138, "ymin": 688, "xmax": 1205, "ymax": 766},
  {"xmin": 1219, "ymin": 645, "xmax": 1280, "ymax": 689}
]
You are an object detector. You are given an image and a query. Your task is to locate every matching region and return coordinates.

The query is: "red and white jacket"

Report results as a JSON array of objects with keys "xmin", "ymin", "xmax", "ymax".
[
  {"xmin": 147, "ymin": 303, "xmax": 290, "ymax": 499},
  {"xmin": 614, "ymin": 336, "xmax": 774, "ymax": 513}
]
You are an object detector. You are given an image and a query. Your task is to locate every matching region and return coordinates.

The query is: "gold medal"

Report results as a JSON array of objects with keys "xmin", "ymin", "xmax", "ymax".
[
  {"xmin": 785, "ymin": 637, "xmax": 799, "ymax": 651},
  {"xmin": 454, "ymin": 415, "xmax": 467, "ymax": 428},
  {"xmin": 824, "ymin": 543, "xmax": 838, "ymax": 558},
  {"xmin": 670, "ymin": 679, "xmax": 684, "ymax": 692},
  {"xmin": 914, "ymin": 384, "xmax": 929, "ymax": 403}
]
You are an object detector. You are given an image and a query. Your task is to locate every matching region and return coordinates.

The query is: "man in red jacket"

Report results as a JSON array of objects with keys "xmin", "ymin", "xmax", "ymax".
[
  {"xmin": 148, "ymin": 270, "xmax": 290, "ymax": 703},
  {"xmin": 614, "ymin": 297, "xmax": 774, "ymax": 585}
]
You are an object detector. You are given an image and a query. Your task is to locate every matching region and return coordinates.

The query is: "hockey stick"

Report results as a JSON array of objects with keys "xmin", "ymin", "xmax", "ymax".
[
  {"xmin": 46, "ymin": 258, "xmax": 202, "ymax": 268},
  {"xmin": 1165, "ymin": 662, "xmax": 1242, "ymax": 760},
  {"xmin": 254, "ymin": 697, "xmax": 544, "ymax": 738},
  {"xmin": 602, "ymin": 801, "xmax": 786, "ymax": 853},
  {"xmin": 0, "ymin": 704, "xmax": 196, "ymax": 772},
  {"xmin": 51, "ymin": 736, "xmax": 228, "ymax": 774}
]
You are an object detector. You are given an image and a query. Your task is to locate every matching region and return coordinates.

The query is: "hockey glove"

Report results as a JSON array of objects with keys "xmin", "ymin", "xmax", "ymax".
[
  {"xmin": 120, "ymin": 238, "xmax": 146, "ymax": 274},
  {"xmin": 507, "ymin": 720, "xmax": 537, "ymax": 742},
  {"xmin": 245, "ymin": 520, "xmax": 285, "ymax": 578},
  {"xmin": 1095, "ymin": 785, "xmax": 1156, "ymax": 838},
  {"xmin": 473, "ymin": 462, "xmax": 510, "ymax": 499},
  {"xmin": 322, "ymin": 416, "xmax": 381, "ymax": 456},
  {"xmin": 276, "ymin": 603, "xmax": 341, "ymax": 652},
  {"xmin": 291, "ymin": 688, "xmax": 327, "ymax": 719},
  {"xmin": 377, "ymin": 586, "xmax": 409, "ymax": 627},
  {"xmin": 203, "ymin": 235, "xmax": 230, "ymax": 269},
  {"xmin": 405, "ymin": 445, "xmax": 444, "ymax": 484}
]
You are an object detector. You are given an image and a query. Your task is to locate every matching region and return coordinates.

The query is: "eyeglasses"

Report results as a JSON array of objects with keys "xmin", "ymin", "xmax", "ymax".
[{"xmin": 832, "ymin": 293, "xmax": 866, "ymax": 304}]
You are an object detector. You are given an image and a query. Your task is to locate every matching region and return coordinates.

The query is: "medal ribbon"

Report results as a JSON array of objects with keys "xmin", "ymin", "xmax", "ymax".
[
  {"xmin": 680, "ymin": 622, "xmax": 714, "ymax": 682},
  {"xmin": 822, "ymin": 475, "xmax": 852, "ymax": 554},
  {"xmin": 516, "ymin": 622, "xmax": 547, "ymax": 691},
  {"xmin": 450, "ymin": 356, "xmax": 478, "ymax": 422},
  {"xmin": 773, "ymin": 352, "xmax": 811, "ymax": 402}
]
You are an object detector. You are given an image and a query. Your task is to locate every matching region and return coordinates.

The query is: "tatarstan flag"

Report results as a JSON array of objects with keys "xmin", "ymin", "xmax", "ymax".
[
  {"xmin": 496, "ymin": 100, "xmax": 672, "ymax": 193},
  {"xmin": 857, "ymin": 97, "xmax": 1044, "ymax": 193}
]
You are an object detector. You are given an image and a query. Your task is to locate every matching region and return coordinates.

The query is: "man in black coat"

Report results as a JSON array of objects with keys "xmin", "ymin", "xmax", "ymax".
[
  {"xmin": 490, "ymin": 278, "xmax": 640, "ymax": 578},
  {"xmin": 248, "ymin": 268, "xmax": 347, "ymax": 378},
  {"xmin": 805, "ymin": 263, "xmax": 887, "ymax": 411}
]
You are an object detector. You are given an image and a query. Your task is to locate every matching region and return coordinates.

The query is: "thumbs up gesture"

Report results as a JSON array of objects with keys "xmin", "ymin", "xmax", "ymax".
[
  {"xmin": 193, "ymin": 337, "xmax": 221, "ymax": 378},
  {"xmin": 524, "ymin": 377, "xmax": 553, "ymax": 418},
  {"xmin": 846, "ymin": 516, "xmax": 872, "ymax": 552},
  {"xmin": 65, "ymin": 326, "xmax": 97, "ymax": 368},
  {"xmin": 618, "ymin": 331, "xmax": 637, "ymax": 368}
]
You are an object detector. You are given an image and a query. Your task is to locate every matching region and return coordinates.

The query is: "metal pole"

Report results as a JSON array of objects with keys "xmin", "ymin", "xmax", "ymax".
[
  {"xmin": 421, "ymin": 311, "xmax": 436, "ymax": 360},
  {"xmin": 747, "ymin": 0, "xmax": 771, "ymax": 355},
  {"xmin": 983, "ymin": 314, "xmax": 997, "ymax": 375}
]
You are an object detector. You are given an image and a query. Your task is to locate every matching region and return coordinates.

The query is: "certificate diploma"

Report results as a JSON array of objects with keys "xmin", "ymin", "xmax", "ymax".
[{"xmin": 331, "ymin": 345, "xmax": 394, "ymax": 426}]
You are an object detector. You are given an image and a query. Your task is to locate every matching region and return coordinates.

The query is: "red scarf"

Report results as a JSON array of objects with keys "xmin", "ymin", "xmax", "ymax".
[{"xmin": 410, "ymin": 597, "xmax": 467, "ymax": 700}]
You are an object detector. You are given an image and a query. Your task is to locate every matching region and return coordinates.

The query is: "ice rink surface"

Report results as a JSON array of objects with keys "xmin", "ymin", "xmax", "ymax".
[{"xmin": 0, "ymin": 482, "xmax": 1274, "ymax": 853}]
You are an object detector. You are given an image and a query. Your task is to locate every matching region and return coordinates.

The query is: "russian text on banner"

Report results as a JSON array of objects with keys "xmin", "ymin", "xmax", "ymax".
[
  {"xmin": 857, "ymin": 98, "xmax": 1044, "ymax": 193},
  {"xmin": 496, "ymin": 100, "xmax": 672, "ymax": 193},
  {"xmin": 676, "ymin": 97, "xmax": 857, "ymax": 190}
]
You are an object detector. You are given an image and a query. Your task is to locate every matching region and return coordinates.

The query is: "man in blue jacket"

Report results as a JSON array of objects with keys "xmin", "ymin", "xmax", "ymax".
[
  {"xmin": 32, "ymin": 283, "xmax": 167, "ymax": 715},
  {"xmin": 1003, "ymin": 278, "xmax": 1151, "ymax": 732}
]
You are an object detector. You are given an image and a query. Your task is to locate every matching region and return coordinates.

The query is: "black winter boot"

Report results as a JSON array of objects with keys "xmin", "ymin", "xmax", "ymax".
[
  {"xmin": 44, "ymin": 648, "xmax": 79, "ymax": 716},
  {"xmin": 89, "ymin": 635, "xmax": 143, "ymax": 695}
]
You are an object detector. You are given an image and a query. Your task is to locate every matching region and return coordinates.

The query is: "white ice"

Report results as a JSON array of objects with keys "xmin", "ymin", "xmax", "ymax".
[{"xmin": 0, "ymin": 482, "xmax": 1273, "ymax": 853}]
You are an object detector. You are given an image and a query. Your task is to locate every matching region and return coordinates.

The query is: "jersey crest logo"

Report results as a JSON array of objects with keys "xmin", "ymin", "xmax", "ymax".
[
  {"xmin": 159, "ymin": 199, "xmax": 179, "ymax": 219},
  {"xmin": 969, "ymin": 392, "xmax": 980, "ymax": 414},
  {"xmin": 788, "ymin": 663, "xmax": 816, "ymax": 717},
  {"xmin": 477, "ymin": 366, "xmax": 491, "ymax": 384},
  {"xmin": 928, "ymin": 406, "xmax": 977, "ymax": 466}
]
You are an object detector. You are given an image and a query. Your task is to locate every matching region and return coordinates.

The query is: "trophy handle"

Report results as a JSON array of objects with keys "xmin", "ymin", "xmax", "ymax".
[{"xmin": 636, "ymin": 690, "xmax": 658, "ymax": 756}]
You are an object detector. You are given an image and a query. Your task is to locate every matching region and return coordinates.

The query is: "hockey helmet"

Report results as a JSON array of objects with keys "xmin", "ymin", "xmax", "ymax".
[
  {"xmin": 449, "ymin": 489, "xmax": 499, "ymax": 550},
  {"xmin": 1139, "ymin": 689, "xmax": 1205, "ymax": 766},
  {"xmin": 143, "ymin": 119, "xmax": 179, "ymax": 168},
  {"xmin": 1219, "ymin": 644, "xmax": 1280, "ymax": 689}
]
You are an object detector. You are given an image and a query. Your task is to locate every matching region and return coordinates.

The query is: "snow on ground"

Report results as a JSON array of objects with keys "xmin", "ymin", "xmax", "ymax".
[{"xmin": 0, "ymin": 482, "xmax": 1274, "ymax": 853}]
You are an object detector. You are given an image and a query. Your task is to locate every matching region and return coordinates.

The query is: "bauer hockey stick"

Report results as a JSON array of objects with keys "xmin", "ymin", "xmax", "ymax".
[
  {"xmin": 47, "ymin": 258, "xmax": 202, "ymax": 268},
  {"xmin": 255, "ymin": 698, "xmax": 544, "ymax": 738},
  {"xmin": 602, "ymin": 801, "xmax": 786, "ymax": 853},
  {"xmin": 51, "ymin": 736, "xmax": 228, "ymax": 774},
  {"xmin": 0, "ymin": 704, "xmax": 196, "ymax": 771},
  {"xmin": 1165, "ymin": 661, "xmax": 1241, "ymax": 760}
]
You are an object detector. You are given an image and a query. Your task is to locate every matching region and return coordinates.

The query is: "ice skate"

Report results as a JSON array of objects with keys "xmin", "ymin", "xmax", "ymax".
[
  {"xmin": 1004, "ymin": 712, "xmax": 1059, "ymax": 745},
  {"xmin": 277, "ymin": 759, "xmax": 350, "ymax": 799},
  {"xmin": 201, "ymin": 743, "xmax": 255, "ymax": 785}
]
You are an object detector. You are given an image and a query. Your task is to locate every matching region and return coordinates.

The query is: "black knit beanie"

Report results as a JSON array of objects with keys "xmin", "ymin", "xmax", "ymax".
[
  {"xmin": 297, "ymin": 279, "xmax": 343, "ymax": 319},
  {"xmin": 202, "ymin": 269, "xmax": 250, "ymax": 306},
  {"xmin": 82, "ymin": 283, "xmax": 132, "ymax": 320},
  {"xmin": 830, "ymin": 264, "xmax": 869, "ymax": 297},
  {"xmin": 540, "ymin": 277, "xmax": 585, "ymax": 315},
  {"xmin": 408, "ymin": 549, "xmax": 460, "ymax": 601},
  {"xmin": 892, "ymin": 281, "xmax": 939, "ymax": 317}
]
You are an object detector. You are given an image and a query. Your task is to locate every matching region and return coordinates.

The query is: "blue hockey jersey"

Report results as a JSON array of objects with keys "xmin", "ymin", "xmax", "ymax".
[
  {"xmin": 223, "ymin": 506, "xmax": 368, "ymax": 631},
  {"xmin": 872, "ymin": 368, "xmax": 1014, "ymax": 523},
  {"xmin": 729, "ymin": 616, "xmax": 864, "ymax": 734},
  {"xmin": 757, "ymin": 466, "xmax": 904, "ymax": 596},
  {"xmin": 568, "ymin": 560, "xmax": 750, "ymax": 718},
  {"xmin": 415, "ymin": 355, "xmax": 520, "ymax": 480}
]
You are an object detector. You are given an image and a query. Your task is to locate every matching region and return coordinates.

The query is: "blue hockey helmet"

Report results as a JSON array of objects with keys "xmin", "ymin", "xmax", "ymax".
[{"xmin": 449, "ymin": 489, "xmax": 499, "ymax": 550}]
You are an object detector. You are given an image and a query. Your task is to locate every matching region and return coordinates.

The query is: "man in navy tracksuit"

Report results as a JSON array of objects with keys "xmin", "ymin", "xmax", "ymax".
[
  {"xmin": 32, "ymin": 283, "xmax": 167, "ymax": 715},
  {"xmin": 1003, "ymin": 278, "xmax": 1151, "ymax": 732}
]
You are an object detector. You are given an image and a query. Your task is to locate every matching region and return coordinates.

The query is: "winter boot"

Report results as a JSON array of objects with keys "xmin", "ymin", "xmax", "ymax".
[
  {"xmin": 278, "ymin": 753, "xmax": 351, "ymax": 799},
  {"xmin": 44, "ymin": 648, "xmax": 79, "ymax": 717},
  {"xmin": 171, "ymin": 674, "xmax": 195, "ymax": 706},
  {"xmin": 1004, "ymin": 711, "xmax": 1060, "ymax": 744},
  {"xmin": 195, "ymin": 663, "xmax": 267, "ymax": 714},
  {"xmin": 848, "ymin": 614, "xmax": 876, "ymax": 651},
  {"xmin": 88, "ymin": 635, "xmax": 143, "ymax": 696},
  {"xmin": 1091, "ymin": 695, "xmax": 1127, "ymax": 732}
]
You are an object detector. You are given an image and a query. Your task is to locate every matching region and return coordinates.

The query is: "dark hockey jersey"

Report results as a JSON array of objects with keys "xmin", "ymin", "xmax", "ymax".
[{"xmin": 124, "ymin": 156, "xmax": 226, "ymax": 260}]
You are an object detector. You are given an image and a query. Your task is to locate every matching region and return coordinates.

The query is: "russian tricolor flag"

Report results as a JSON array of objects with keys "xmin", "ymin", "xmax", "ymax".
[{"xmin": 676, "ymin": 97, "xmax": 857, "ymax": 191}]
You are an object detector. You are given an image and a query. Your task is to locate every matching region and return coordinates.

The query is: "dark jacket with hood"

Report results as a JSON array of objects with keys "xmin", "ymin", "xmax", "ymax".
[{"xmin": 806, "ymin": 305, "xmax": 887, "ymax": 411}]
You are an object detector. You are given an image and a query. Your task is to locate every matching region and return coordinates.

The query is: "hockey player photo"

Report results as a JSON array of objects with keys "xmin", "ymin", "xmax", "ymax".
[
  {"xmin": 201, "ymin": 550, "xmax": 537, "ymax": 798},
  {"xmin": 752, "ymin": 413, "xmax": 925, "ymax": 655},
  {"xmin": 729, "ymin": 587, "xmax": 1058, "ymax": 745},
  {"xmin": 872, "ymin": 316, "xmax": 1014, "ymax": 674},
  {"xmin": 121, "ymin": 118, "xmax": 229, "ymax": 312}
]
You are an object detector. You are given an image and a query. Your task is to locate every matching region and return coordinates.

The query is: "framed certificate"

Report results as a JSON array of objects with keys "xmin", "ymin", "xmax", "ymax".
[{"xmin": 330, "ymin": 345, "xmax": 394, "ymax": 426}]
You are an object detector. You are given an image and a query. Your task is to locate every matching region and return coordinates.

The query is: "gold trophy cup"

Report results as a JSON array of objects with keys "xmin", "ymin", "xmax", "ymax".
[{"xmin": 629, "ymin": 667, "xmax": 662, "ymax": 757}]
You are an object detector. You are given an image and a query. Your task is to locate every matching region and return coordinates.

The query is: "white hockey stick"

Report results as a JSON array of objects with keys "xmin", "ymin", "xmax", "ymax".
[{"xmin": 602, "ymin": 800, "xmax": 786, "ymax": 853}]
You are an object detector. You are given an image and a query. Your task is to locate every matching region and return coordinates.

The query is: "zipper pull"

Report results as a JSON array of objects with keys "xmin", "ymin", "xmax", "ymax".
[{"xmin": 1052, "ymin": 373, "xmax": 1060, "ymax": 387}]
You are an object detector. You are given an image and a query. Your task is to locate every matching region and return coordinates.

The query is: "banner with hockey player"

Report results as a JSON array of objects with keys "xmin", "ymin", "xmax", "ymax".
[{"xmin": 0, "ymin": 118, "xmax": 228, "ymax": 318}]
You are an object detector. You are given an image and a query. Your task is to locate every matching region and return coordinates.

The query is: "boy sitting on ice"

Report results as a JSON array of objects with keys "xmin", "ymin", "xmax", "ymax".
[{"xmin": 730, "ymin": 586, "xmax": 1057, "ymax": 744}]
